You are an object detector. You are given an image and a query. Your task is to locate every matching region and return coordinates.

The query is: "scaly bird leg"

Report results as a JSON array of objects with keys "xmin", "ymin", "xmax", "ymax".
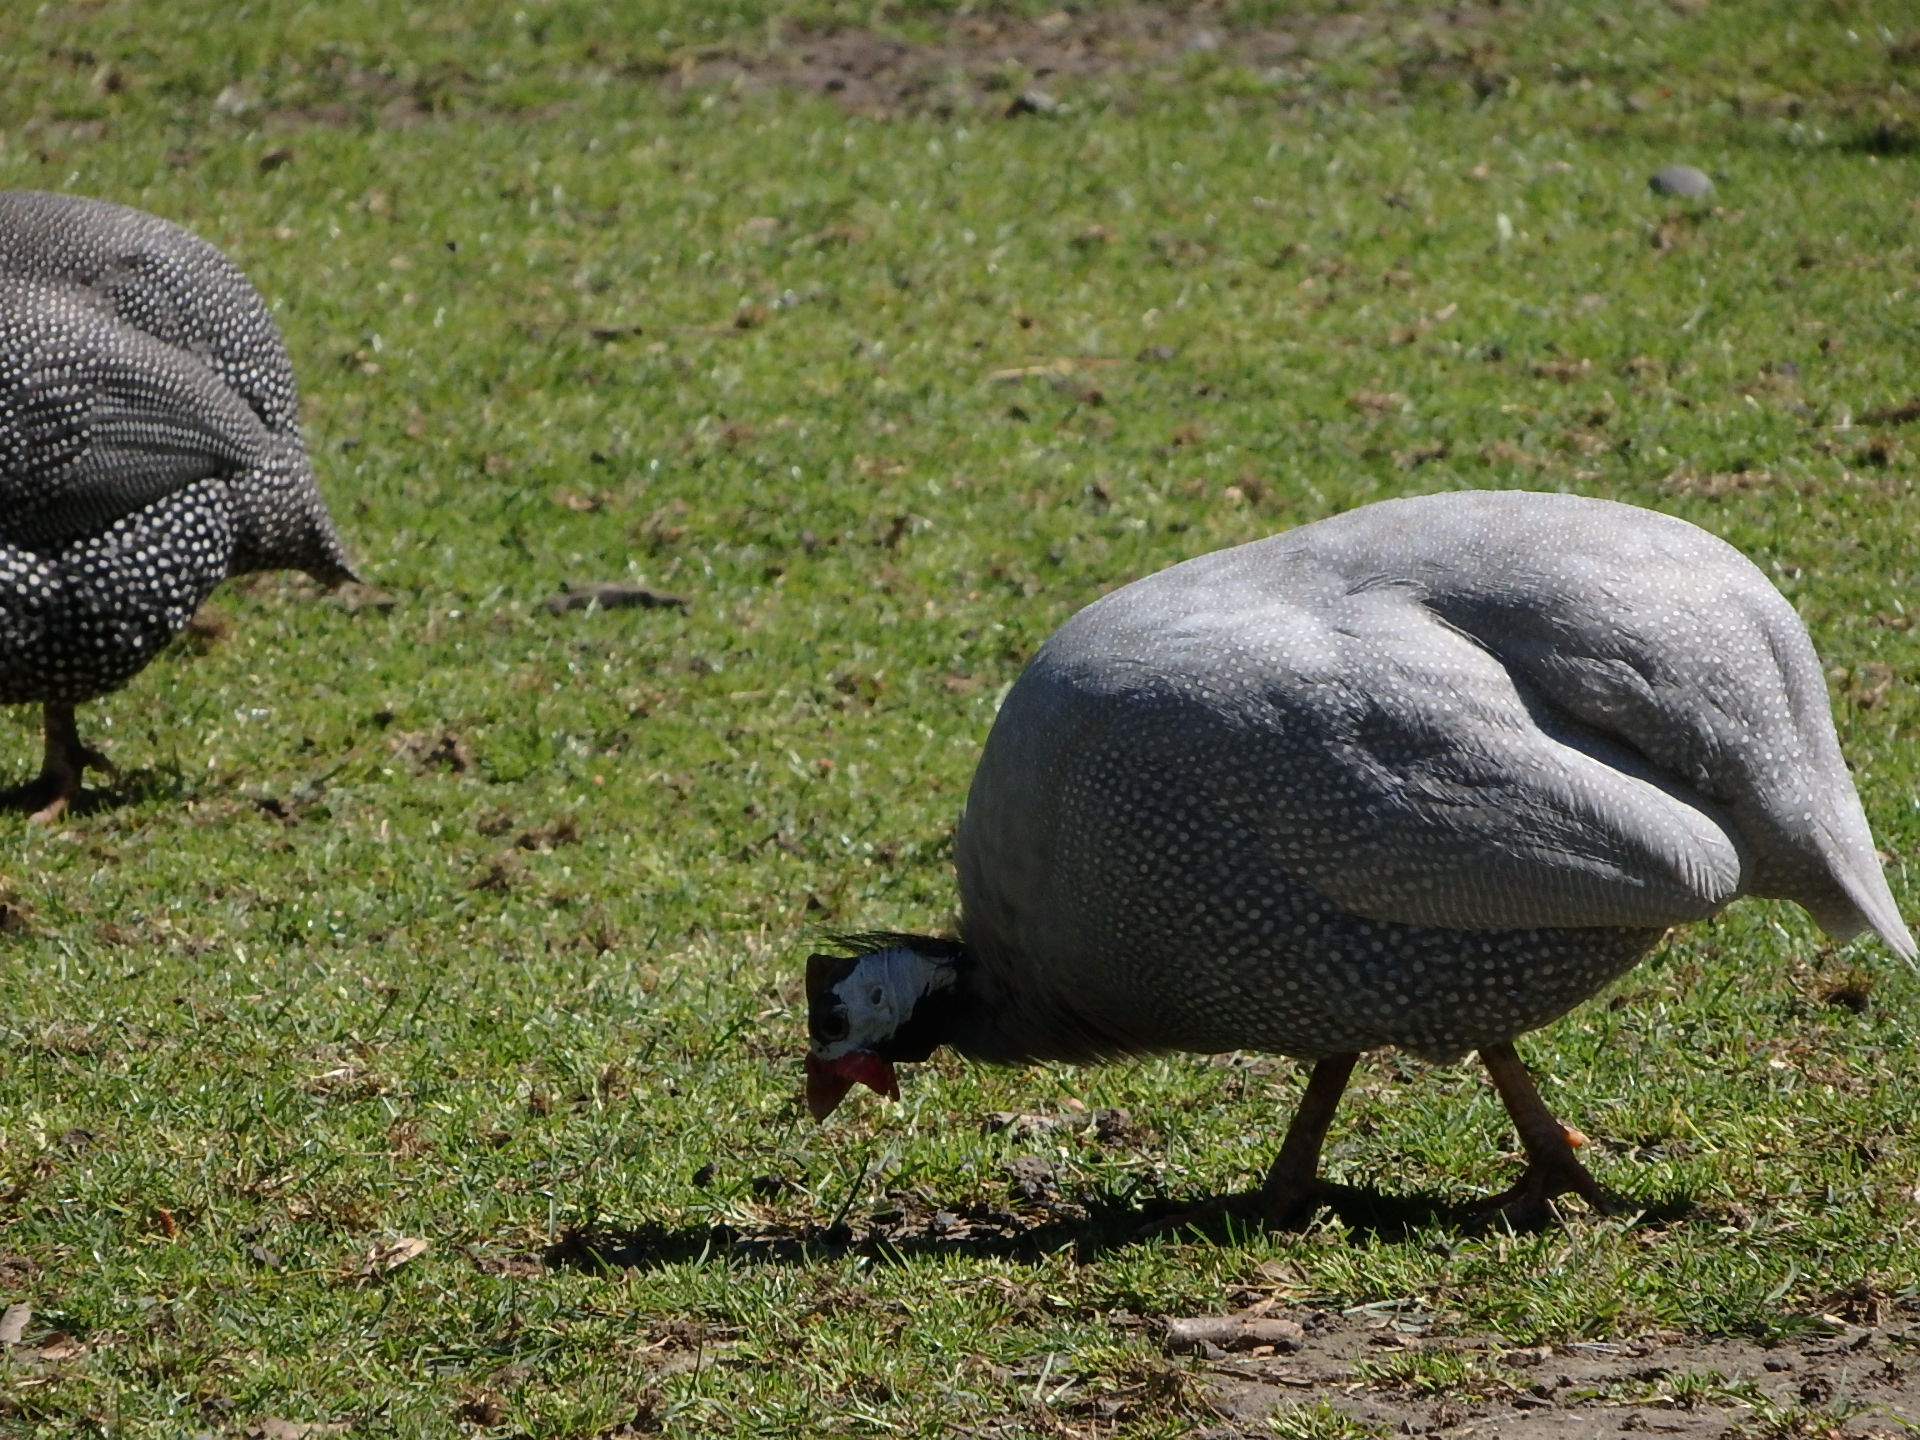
[
  {"xmin": 1475, "ymin": 1041, "xmax": 1613, "ymax": 1226},
  {"xmin": 1258, "ymin": 1052, "xmax": 1359, "ymax": 1228},
  {"xmin": 1137, "ymin": 1052, "xmax": 1359, "ymax": 1236},
  {"xmin": 5, "ymin": 704, "xmax": 113, "ymax": 824}
]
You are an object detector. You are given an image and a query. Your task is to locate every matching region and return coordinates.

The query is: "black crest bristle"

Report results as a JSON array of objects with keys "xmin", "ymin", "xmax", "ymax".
[{"xmin": 823, "ymin": 931, "xmax": 966, "ymax": 961}]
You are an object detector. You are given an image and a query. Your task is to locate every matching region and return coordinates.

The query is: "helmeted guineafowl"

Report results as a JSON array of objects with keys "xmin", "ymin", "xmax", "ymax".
[
  {"xmin": 803, "ymin": 490, "xmax": 1914, "ymax": 1226},
  {"xmin": 0, "ymin": 190, "xmax": 355, "ymax": 820}
]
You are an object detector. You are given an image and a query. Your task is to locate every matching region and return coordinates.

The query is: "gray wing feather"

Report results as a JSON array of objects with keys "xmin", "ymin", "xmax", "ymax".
[
  {"xmin": 1054, "ymin": 597, "xmax": 1747, "ymax": 933},
  {"xmin": 0, "ymin": 190, "xmax": 300, "ymax": 435},
  {"xmin": 0, "ymin": 283, "xmax": 267, "ymax": 545},
  {"xmin": 1252, "ymin": 613, "xmax": 1745, "ymax": 929},
  {"xmin": 1013, "ymin": 491, "xmax": 1911, "ymax": 950}
]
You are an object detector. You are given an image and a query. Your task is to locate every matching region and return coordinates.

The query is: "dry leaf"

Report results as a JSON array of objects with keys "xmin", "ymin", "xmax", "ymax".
[
  {"xmin": 0, "ymin": 1303, "xmax": 29, "ymax": 1345},
  {"xmin": 1348, "ymin": 389, "xmax": 1406, "ymax": 415},
  {"xmin": 372, "ymin": 1236, "xmax": 429, "ymax": 1268},
  {"xmin": 1662, "ymin": 466, "xmax": 1774, "ymax": 499},
  {"xmin": 1530, "ymin": 358, "xmax": 1592, "ymax": 382},
  {"xmin": 989, "ymin": 358, "xmax": 1076, "ymax": 381},
  {"xmin": 30, "ymin": 1334, "xmax": 85, "ymax": 1362},
  {"xmin": 361, "ymin": 1236, "xmax": 430, "ymax": 1278}
]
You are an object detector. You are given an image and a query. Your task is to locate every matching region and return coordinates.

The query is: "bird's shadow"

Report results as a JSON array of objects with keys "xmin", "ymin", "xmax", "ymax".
[
  {"xmin": 0, "ymin": 764, "xmax": 188, "ymax": 820},
  {"xmin": 542, "ymin": 1183, "xmax": 1703, "ymax": 1274}
]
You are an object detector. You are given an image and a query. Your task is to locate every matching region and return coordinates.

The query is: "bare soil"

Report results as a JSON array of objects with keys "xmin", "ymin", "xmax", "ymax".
[
  {"xmin": 1193, "ymin": 1311, "xmax": 1920, "ymax": 1438},
  {"xmin": 671, "ymin": 4, "xmax": 1494, "ymax": 115},
  {"xmin": 552, "ymin": 1182, "xmax": 1920, "ymax": 1437}
]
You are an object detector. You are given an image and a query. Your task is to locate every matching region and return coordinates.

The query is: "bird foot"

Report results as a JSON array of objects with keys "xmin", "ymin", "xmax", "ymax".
[
  {"xmin": 5, "ymin": 746, "xmax": 112, "ymax": 825},
  {"xmin": 26, "ymin": 795, "xmax": 70, "ymax": 825},
  {"xmin": 3, "ymin": 772, "xmax": 78, "ymax": 825},
  {"xmin": 1471, "ymin": 1151, "xmax": 1615, "ymax": 1229}
]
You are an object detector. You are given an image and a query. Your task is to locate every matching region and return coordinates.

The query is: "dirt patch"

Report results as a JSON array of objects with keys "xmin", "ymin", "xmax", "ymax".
[
  {"xmin": 671, "ymin": 4, "xmax": 1495, "ymax": 115},
  {"xmin": 540, "ymin": 1196, "xmax": 1920, "ymax": 1435},
  {"xmin": 201, "ymin": 4, "xmax": 1499, "ymax": 135},
  {"xmin": 1195, "ymin": 1314, "xmax": 1920, "ymax": 1438},
  {"xmin": 544, "ymin": 1194, "xmax": 1920, "ymax": 1437}
]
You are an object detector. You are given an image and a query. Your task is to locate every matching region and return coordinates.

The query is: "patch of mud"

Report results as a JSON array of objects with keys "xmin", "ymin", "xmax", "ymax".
[
  {"xmin": 166, "ymin": 4, "xmax": 1499, "ymax": 137},
  {"xmin": 672, "ymin": 4, "xmax": 1495, "ymax": 115},
  {"xmin": 1197, "ymin": 1313, "xmax": 1920, "ymax": 1439}
]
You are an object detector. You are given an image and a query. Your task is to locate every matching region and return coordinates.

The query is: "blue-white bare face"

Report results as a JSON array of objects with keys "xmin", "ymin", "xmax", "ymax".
[
  {"xmin": 803, "ymin": 943, "xmax": 959, "ymax": 1118},
  {"xmin": 810, "ymin": 947, "xmax": 948, "ymax": 1060}
]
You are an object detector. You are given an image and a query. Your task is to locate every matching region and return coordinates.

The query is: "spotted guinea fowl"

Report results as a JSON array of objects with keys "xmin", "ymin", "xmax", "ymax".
[
  {"xmin": 0, "ymin": 190, "xmax": 355, "ymax": 820},
  {"xmin": 804, "ymin": 490, "xmax": 1915, "ymax": 1226}
]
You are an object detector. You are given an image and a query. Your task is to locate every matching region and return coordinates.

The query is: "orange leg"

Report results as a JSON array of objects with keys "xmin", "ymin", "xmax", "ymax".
[
  {"xmin": 1258, "ymin": 1052, "xmax": 1360, "ymax": 1228},
  {"xmin": 1476, "ymin": 1041, "xmax": 1612, "ymax": 1225},
  {"xmin": 1139, "ymin": 1052, "xmax": 1359, "ymax": 1236}
]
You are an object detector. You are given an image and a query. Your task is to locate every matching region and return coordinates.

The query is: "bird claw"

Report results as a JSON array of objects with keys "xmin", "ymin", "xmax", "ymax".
[
  {"xmin": 5, "ymin": 741, "xmax": 108, "ymax": 825},
  {"xmin": 1471, "ymin": 1155, "xmax": 1616, "ymax": 1229}
]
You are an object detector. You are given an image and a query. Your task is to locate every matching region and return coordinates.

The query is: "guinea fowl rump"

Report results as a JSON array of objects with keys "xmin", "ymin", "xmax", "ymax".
[{"xmin": 948, "ymin": 492, "xmax": 1912, "ymax": 1068}]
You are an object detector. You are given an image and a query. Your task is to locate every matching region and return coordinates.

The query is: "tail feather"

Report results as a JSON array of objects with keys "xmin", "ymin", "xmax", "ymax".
[
  {"xmin": 1854, "ymin": 883, "xmax": 1916, "ymax": 962},
  {"xmin": 1819, "ymin": 862, "xmax": 1916, "ymax": 962}
]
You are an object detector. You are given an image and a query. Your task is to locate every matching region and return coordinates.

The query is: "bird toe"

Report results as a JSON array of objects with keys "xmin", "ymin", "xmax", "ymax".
[{"xmin": 1471, "ymin": 1158, "xmax": 1616, "ymax": 1230}]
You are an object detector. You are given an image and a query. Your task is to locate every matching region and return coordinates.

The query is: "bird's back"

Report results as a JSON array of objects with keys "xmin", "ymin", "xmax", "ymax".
[
  {"xmin": 955, "ymin": 491, "xmax": 1911, "ymax": 1062},
  {"xmin": 0, "ymin": 190, "xmax": 300, "ymax": 436},
  {"xmin": 0, "ymin": 191, "xmax": 352, "ymax": 584}
]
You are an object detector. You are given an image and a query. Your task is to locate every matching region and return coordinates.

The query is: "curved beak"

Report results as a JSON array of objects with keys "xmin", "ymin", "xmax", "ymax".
[{"xmin": 805, "ymin": 1049, "xmax": 900, "ymax": 1121}]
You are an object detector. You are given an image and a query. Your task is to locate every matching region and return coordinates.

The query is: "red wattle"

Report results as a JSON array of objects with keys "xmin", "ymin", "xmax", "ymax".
[{"xmin": 804, "ymin": 1049, "xmax": 900, "ymax": 1120}]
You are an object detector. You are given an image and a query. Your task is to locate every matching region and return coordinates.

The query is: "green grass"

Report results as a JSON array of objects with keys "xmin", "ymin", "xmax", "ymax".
[
  {"xmin": 1265, "ymin": 1399, "xmax": 1390, "ymax": 1440},
  {"xmin": 1350, "ymin": 1347, "xmax": 1523, "ymax": 1398},
  {"xmin": 1, "ymin": 0, "xmax": 1918, "ymax": 1434}
]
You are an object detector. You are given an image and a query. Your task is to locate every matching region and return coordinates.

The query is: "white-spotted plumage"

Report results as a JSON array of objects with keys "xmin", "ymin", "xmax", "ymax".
[
  {"xmin": 958, "ymin": 490, "xmax": 1913, "ymax": 1067},
  {"xmin": 0, "ymin": 190, "xmax": 355, "ymax": 817},
  {"xmin": 810, "ymin": 490, "xmax": 1914, "ymax": 1223}
]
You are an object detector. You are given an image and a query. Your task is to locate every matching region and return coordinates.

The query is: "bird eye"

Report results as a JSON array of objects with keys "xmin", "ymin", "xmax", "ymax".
[
  {"xmin": 868, "ymin": 986, "xmax": 886, "ymax": 1007},
  {"xmin": 814, "ymin": 1008, "xmax": 848, "ymax": 1044}
]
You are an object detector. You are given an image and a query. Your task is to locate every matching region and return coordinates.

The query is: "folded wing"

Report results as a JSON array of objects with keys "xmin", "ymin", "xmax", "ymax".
[{"xmin": 0, "ymin": 283, "xmax": 267, "ymax": 546}]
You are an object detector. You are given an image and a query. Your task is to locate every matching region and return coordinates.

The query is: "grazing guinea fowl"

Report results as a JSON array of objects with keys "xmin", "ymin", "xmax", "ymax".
[
  {"xmin": 804, "ymin": 490, "xmax": 1915, "ymax": 1226},
  {"xmin": 0, "ymin": 190, "xmax": 355, "ymax": 820}
]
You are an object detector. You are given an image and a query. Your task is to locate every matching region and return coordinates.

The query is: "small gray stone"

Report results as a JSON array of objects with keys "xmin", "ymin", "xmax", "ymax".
[
  {"xmin": 1650, "ymin": 164, "xmax": 1714, "ymax": 198},
  {"xmin": 1005, "ymin": 89, "xmax": 1061, "ymax": 118}
]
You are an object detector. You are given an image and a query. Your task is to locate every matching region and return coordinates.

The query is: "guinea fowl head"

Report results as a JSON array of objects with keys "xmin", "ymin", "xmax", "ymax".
[{"xmin": 803, "ymin": 934, "xmax": 965, "ymax": 1120}]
